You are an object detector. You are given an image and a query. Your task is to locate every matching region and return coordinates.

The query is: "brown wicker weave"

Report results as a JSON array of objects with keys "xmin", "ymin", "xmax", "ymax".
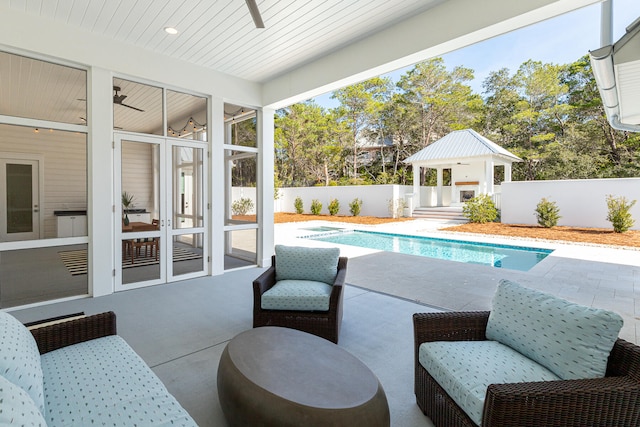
[
  {"xmin": 30, "ymin": 311, "xmax": 117, "ymax": 355},
  {"xmin": 413, "ymin": 311, "xmax": 640, "ymax": 427},
  {"xmin": 253, "ymin": 255, "xmax": 347, "ymax": 344}
]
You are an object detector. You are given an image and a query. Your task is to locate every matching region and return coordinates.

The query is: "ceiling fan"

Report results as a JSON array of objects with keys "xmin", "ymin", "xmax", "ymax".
[
  {"xmin": 113, "ymin": 86, "xmax": 145, "ymax": 112},
  {"xmin": 245, "ymin": 0, "xmax": 265, "ymax": 29}
]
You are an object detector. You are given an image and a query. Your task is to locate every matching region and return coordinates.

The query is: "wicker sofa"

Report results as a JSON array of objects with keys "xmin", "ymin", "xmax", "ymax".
[
  {"xmin": 0, "ymin": 311, "xmax": 197, "ymax": 426},
  {"xmin": 253, "ymin": 245, "xmax": 347, "ymax": 343},
  {"xmin": 414, "ymin": 280, "xmax": 640, "ymax": 427}
]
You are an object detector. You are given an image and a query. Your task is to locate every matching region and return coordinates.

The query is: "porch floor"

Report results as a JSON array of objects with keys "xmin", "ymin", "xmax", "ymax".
[{"xmin": 11, "ymin": 218, "xmax": 640, "ymax": 426}]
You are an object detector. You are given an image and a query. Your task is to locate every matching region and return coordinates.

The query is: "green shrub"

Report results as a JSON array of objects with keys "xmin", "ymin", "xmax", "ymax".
[
  {"xmin": 231, "ymin": 197, "xmax": 254, "ymax": 215},
  {"xmin": 349, "ymin": 198, "xmax": 363, "ymax": 216},
  {"xmin": 328, "ymin": 198, "xmax": 340, "ymax": 216},
  {"xmin": 462, "ymin": 194, "xmax": 498, "ymax": 224},
  {"xmin": 294, "ymin": 196, "xmax": 304, "ymax": 214},
  {"xmin": 535, "ymin": 198, "xmax": 561, "ymax": 228},
  {"xmin": 310, "ymin": 199, "xmax": 323, "ymax": 215},
  {"xmin": 606, "ymin": 195, "xmax": 636, "ymax": 233}
]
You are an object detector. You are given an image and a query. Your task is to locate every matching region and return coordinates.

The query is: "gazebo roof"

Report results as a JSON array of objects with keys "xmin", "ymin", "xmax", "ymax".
[{"xmin": 404, "ymin": 129, "xmax": 521, "ymax": 163}]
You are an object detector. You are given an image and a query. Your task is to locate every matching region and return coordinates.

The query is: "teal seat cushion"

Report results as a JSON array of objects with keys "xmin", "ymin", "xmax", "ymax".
[
  {"xmin": 0, "ymin": 311, "xmax": 45, "ymax": 415},
  {"xmin": 275, "ymin": 245, "xmax": 340, "ymax": 285},
  {"xmin": 41, "ymin": 335, "xmax": 197, "ymax": 427},
  {"xmin": 0, "ymin": 374, "xmax": 47, "ymax": 427},
  {"xmin": 419, "ymin": 340, "xmax": 560, "ymax": 426},
  {"xmin": 486, "ymin": 279, "xmax": 623, "ymax": 380},
  {"xmin": 262, "ymin": 279, "xmax": 332, "ymax": 311}
]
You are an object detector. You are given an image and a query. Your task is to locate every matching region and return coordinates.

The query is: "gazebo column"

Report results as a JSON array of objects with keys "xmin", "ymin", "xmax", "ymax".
[
  {"xmin": 504, "ymin": 163, "xmax": 512, "ymax": 182},
  {"xmin": 485, "ymin": 159, "xmax": 494, "ymax": 195},
  {"xmin": 412, "ymin": 165, "xmax": 421, "ymax": 208},
  {"xmin": 436, "ymin": 167, "xmax": 443, "ymax": 207}
]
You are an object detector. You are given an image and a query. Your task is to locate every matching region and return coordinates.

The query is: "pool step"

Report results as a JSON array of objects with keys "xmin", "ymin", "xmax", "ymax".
[{"xmin": 411, "ymin": 207, "xmax": 467, "ymax": 222}]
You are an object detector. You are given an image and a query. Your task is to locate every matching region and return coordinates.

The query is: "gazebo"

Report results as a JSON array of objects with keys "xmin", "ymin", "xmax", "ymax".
[{"xmin": 404, "ymin": 129, "xmax": 521, "ymax": 209}]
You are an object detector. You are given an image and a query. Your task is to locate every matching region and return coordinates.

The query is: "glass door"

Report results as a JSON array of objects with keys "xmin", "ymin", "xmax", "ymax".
[
  {"xmin": 115, "ymin": 134, "xmax": 165, "ymax": 290},
  {"xmin": 166, "ymin": 140, "xmax": 206, "ymax": 282},
  {"xmin": 0, "ymin": 158, "xmax": 41, "ymax": 241},
  {"xmin": 115, "ymin": 134, "xmax": 207, "ymax": 290}
]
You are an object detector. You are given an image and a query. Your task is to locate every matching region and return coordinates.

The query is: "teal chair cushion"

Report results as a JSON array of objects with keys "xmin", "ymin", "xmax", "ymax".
[
  {"xmin": 262, "ymin": 279, "xmax": 333, "ymax": 311},
  {"xmin": 275, "ymin": 245, "xmax": 340, "ymax": 285},
  {"xmin": 486, "ymin": 279, "xmax": 623, "ymax": 380},
  {"xmin": 0, "ymin": 311, "xmax": 45, "ymax": 415},
  {"xmin": 0, "ymin": 374, "xmax": 47, "ymax": 426},
  {"xmin": 419, "ymin": 340, "xmax": 560, "ymax": 426}
]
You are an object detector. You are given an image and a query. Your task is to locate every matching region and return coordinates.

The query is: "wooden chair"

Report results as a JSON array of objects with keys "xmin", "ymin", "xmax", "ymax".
[{"xmin": 130, "ymin": 219, "xmax": 160, "ymax": 264}]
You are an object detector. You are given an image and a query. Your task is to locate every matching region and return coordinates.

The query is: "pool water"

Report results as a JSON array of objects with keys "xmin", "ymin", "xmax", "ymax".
[
  {"xmin": 308, "ymin": 231, "xmax": 552, "ymax": 271},
  {"xmin": 301, "ymin": 226, "xmax": 345, "ymax": 232}
]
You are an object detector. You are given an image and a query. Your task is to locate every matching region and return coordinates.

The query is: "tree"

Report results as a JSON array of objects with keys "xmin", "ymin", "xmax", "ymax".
[
  {"xmin": 331, "ymin": 77, "xmax": 391, "ymax": 180},
  {"xmin": 396, "ymin": 58, "xmax": 479, "ymax": 149}
]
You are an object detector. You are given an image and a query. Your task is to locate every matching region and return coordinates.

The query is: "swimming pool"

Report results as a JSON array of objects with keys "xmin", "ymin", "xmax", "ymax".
[{"xmin": 308, "ymin": 231, "xmax": 553, "ymax": 271}]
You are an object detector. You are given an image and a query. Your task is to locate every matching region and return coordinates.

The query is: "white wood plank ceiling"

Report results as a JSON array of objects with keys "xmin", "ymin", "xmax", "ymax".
[{"xmin": 0, "ymin": 0, "xmax": 443, "ymax": 83}]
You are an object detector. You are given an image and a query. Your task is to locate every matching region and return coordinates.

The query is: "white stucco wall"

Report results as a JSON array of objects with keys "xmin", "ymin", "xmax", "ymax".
[
  {"xmin": 276, "ymin": 185, "xmax": 414, "ymax": 218},
  {"xmin": 501, "ymin": 178, "xmax": 640, "ymax": 230}
]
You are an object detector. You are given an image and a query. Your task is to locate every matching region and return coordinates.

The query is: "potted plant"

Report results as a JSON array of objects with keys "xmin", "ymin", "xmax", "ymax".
[{"xmin": 122, "ymin": 191, "xmax": 134, "ymax": 225}]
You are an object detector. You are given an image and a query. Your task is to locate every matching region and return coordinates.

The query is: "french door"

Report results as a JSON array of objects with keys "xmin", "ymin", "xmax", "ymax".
[
  {"xmin": 0, "ymin": 157, "xmax": 41, "ymax": 242},
  {"xmin": 114, "ymin": 133, "xmax": 207, "ymax": 290}
]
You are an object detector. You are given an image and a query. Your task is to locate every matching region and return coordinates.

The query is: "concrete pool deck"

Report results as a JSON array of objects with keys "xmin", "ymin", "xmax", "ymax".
[{"xmin": 275, "ymin": 218, "xmax": 640, "ymax": 344}]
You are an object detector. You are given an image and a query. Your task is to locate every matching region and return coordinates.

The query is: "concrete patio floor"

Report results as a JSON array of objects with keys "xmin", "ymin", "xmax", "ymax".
[{"xmin": 8, "ymin": 218, "xmax": 639, "ymax": 426}]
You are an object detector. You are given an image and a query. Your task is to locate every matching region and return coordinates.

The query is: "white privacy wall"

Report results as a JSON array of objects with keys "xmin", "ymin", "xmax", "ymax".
[
  {"xmin": 501, "ymin": 178, "xmax": 640, "ymax": 230},
  {"xmin": 276, "ymin": 185, "xmax": 414, "ymax": 218}
]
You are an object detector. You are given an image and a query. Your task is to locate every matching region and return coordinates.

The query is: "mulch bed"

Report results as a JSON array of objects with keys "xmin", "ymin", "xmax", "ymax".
[{"xmin": 441, "ymin": 222, "xmax": 640, "ymax": 248}]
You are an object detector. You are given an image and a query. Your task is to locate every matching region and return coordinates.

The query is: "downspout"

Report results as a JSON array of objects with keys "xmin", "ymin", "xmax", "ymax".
[{"xmin": 589, "ymin": 1, "xmax": 640, "ymax": 132}]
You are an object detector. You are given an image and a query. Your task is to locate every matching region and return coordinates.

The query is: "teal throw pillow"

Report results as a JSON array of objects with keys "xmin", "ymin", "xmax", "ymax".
[{"xmin": 486, "ymin": 279, "xmax": 623, "ymax": 380}]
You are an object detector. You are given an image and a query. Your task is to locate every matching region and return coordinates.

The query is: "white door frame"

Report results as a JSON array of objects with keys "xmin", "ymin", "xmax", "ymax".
[{"xmin": 114, "ymin": 132, "xmax": 208, "ymax": 291}]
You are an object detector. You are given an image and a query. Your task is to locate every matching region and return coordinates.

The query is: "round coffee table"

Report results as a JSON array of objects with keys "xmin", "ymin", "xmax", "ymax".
[{"xmin": 217, "ymin": 326, "xmax": 390, "ymax": 427}]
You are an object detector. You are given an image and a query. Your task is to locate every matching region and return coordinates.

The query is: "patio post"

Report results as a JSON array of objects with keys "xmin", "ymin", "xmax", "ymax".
[
  {"xmin": 485, "ymin": 159, "xmax": 494, "ymax": 195},
  {"xmin": 258, "ymin": 108, "xmax": 275, "ymax": 268},
  {"xmin": 436, "ymin": 167, "xmax": 443, "ymax": 207},
  {"xmin": 412, "ymin": 164, "xmax": 421, "ymax": 207},
  {"xmin": 504, "ymin": 163, "xmax": 512, "ymax": 183}
]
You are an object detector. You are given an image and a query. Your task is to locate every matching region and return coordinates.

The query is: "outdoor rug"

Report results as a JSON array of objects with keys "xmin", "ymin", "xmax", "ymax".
[{"xmin": 59, "ymin": 247, "xmax": 203, "ymax": 276}]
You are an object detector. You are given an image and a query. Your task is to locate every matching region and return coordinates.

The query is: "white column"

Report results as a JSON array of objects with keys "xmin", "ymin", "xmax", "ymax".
[
  {"xmin": 258, "ymin": 108, "xmax": 275, "ymax": 267},
  {"xmin": 210, "ymin": 97, "xmax": 225, "ymax": 275},
  {"xmin": 88, "ymin": 67, "xmax": 114, "ymax": 297},
  {"xmin": 485, "ymin": 159, "xmax": 494, "ymax": 195},
  {"xmin": 412, "ymin": 164, "xmax": 420, "ymax": 208},
  {"xmin": 436, "ymin": 167, "xmax": 443, "ymax": 207},
  {"xmin": 504, "ymin": 163, "xmax": 512, "ymax": 182}
]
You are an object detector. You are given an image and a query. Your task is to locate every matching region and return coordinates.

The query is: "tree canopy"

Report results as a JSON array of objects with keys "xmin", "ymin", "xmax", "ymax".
[{"xmin": 274, "ymin": 56, "xmax": 640, "ymax": 187}]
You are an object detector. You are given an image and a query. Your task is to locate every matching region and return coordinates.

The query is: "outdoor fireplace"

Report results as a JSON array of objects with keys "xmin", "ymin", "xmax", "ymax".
[{"xmin": 460, "ymin": 190, "xmax": 475, "ymax": 202}]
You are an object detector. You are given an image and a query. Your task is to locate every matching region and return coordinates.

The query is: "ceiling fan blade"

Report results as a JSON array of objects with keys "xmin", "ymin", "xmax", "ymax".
[
  {"xmin": 120, "ymin": 103, "xmax": 145, "ymax": 112},
  {"xmin": 245, "ymin": 0, "xmax": 265, "ymax": 28}
]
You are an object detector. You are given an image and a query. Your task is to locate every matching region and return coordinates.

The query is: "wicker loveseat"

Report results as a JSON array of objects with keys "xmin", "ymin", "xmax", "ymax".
[
  {"xmin": 0, "ymin": 311, "xmax": 197, "ymax": 426},
  {"xmin": 414, "ymin": 280, "xmax": 640, "ymax": 427}
]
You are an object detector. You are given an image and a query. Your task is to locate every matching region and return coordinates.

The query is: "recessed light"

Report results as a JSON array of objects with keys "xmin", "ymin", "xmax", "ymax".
[{"xmin": 164, "ymin": 27, "xmax": 179, "ymax": 35}]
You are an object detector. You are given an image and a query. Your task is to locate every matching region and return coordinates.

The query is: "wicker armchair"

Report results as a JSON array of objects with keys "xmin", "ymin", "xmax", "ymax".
[
  {"xmin": 414, "ymin": 311, "xmax": 640, "ymax": 427},
  {"xmin": 253, "ymin": 255, "xmax": 347, "ymax": 343}
]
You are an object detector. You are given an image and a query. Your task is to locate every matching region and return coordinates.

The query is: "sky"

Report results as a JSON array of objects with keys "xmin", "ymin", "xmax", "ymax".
[{"xmin": 312, "ymin": 0, "xmax": 640, "ymax": 109}]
